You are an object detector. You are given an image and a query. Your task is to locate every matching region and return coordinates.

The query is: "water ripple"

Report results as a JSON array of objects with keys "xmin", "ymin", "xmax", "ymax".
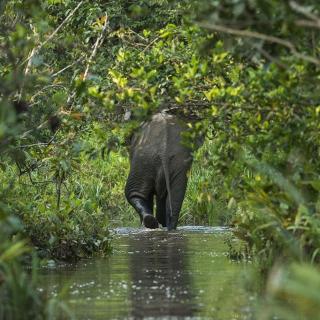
[{"xmin": 111, "ymin": 225, "xmax": 231, "ymax": 235}]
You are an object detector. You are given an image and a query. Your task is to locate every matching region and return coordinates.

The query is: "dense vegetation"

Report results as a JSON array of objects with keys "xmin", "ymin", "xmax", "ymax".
[{"xmin": 1, "ymin": 0, "xmax": 320, "ymax": 319}]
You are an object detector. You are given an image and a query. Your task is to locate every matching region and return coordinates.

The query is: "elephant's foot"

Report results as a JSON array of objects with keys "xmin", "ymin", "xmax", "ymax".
[{"xmin": 142, "ymin": 214, "xmax": 159, "ymax": 229}]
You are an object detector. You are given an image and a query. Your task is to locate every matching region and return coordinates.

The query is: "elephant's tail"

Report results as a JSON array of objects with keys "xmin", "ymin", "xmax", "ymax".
[
  {"xmin": 162, "ymin": 156, "xmax": 173, "ymax": 218},
  {"xmin": 161, "ymin": 113, "xmax": 173, "ymax": 218}
]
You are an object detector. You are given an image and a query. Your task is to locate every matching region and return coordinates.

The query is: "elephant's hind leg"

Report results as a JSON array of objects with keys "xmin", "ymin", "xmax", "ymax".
[
  {"xmin": 129, "ymin": 196, "xmax": 159, "ymax": 229},
  {"xmin": 166, "ymin": 172, "xmax": 188, "ymax": 231}
]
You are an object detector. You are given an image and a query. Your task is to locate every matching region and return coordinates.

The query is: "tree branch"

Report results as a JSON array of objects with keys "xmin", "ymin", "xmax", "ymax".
[
  {"xmin": 51, "ymin": 56, "xmax": 84, "ymax": 78},
  {"xmin": 22, "ymin": 1, "xmax": 83, "ymax": 71},
  {"xmin": 141, "ymin": 36, "xmax": 160, "ymax": 53},
  {"xmin": 255, "ymin": 46, "xmax": 288, "ymax": 69},
  {"xmin": 198, "ymin": 22, "xmax": 320, "ymax": 66},
  {"xmin": 67, "ymin": 13, "xmax": 109, "ymax": 109},
  {"xmin": 289, "ymin": 1, "xmax": 320, "ymax": 24},
  {"xmin": 295, "ymin": 19, "xmax": 320, "ymax": 29},
  {"xmin": 83, "ymin": 13, "xmax": 109, "ymax": 80},
  {"xmin": 30, "ymin": 84, "xmax": 67, "ymax": 103}
]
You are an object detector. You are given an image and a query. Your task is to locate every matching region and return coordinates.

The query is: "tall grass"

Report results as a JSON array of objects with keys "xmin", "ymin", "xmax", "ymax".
[{"xmin": 182, "ymin": 139, "xmax": 237, "ymax": 226}]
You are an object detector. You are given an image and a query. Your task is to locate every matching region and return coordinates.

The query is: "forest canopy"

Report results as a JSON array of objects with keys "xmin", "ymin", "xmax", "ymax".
[{"xmin": 1, "ymin": 0, "xmax": 320, "ymax": 319}]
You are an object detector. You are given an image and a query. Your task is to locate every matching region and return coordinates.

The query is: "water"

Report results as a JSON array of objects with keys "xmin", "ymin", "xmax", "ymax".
[{"xmin": 39, "ymin": 227, "xmax": 254, "ymax": 319}]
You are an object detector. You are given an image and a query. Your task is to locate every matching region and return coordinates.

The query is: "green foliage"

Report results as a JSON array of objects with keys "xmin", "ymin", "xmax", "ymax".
[
  {"xmin": 1, "ymin": 0, "xmax": 320, "ymax": 317},
  {"xmin": 190, "ymin": 0, "xmax": 320, "ymax": 271},
  {"xmin": 105, "ymin": 23, "xmax": 234, "ymax": 120},
  {"xmin": 182, "ymin": 139, "xmax": 236, "ymax": 226},
  {"xmin": 0, "ymin": 206, "xmax": 71, "ymax": 320},
  {"xmin": 187, "ymin": 1, "xmax": 320, "ymax": 316},
  {"xmin": 262, "ymin": 263, "xmax": 320, "ymax": 320}
]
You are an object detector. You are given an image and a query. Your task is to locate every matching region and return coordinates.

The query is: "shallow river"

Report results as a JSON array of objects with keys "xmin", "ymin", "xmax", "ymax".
[{"xmin": 39, "ymin": 226, "xmax": 254, "ymax": 319}]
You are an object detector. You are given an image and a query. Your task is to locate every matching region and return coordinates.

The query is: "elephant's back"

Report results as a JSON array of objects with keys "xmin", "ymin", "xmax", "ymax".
[{"xmin": 131, "ymin": 113, "xmax": 187, "ymax": 159}]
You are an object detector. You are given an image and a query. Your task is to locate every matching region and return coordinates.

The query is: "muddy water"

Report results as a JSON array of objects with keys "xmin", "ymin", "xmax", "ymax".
[{"xmin": 39, "ymin": 227, "xmax": 254, "ymax": 319}]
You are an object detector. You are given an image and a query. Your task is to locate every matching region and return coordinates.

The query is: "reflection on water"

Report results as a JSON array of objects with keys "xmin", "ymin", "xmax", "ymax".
[
  {"xmin": 129, "ymin": 231, "xmax": 196, "ymax": 318},
  {"xmin": 38, "ymin": 227, "xmax": 253, "ymax": 319}
]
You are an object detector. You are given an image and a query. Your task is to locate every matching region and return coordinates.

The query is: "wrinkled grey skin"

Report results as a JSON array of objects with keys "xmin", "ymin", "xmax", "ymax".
[{"xmin": 125, "ymin": 112, "xmax": 193, "ymax": 230}]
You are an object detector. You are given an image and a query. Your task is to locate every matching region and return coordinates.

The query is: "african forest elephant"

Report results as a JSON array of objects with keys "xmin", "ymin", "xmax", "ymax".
[{"xmin": 125, "ymin": 112, "xmax": 194, "ymax": 230}]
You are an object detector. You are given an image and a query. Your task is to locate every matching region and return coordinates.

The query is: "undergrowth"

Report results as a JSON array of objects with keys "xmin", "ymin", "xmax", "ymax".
[{"xmin": 1, "ymin": 133, "xmax": 227, "ymax": 263}]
